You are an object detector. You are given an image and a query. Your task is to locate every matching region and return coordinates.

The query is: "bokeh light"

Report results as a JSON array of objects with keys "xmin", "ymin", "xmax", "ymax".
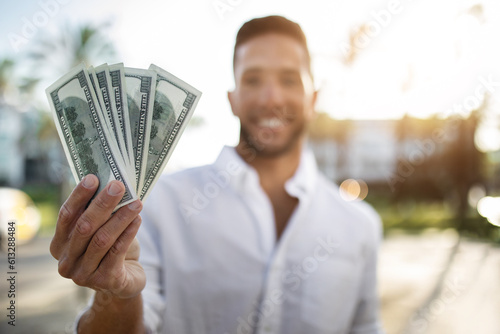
[
  {"xmin": 0, "ymin": 188, "xmax": 41, "ymax": 243},
  {"xmin": 468, "ymin": 184, "xmax": 486, "ymax": 208},
  {"xmin": 477, "ymin": 196, "xmax": 500, "ymax": 227},
  {"xmin": 339, "ymin": 179, "xmax": 368, "ymax": 201}
]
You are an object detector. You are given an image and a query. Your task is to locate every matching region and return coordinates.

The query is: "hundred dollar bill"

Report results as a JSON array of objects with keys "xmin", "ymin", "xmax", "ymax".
[
  {"xmin": 108, "ymin": 63, "xmax": 135, "ymax": 174},
  {"xmin": 92, "ymin": 64, "xmax": 136, "ymax": 190},
  {"xmin": 139, "ymin": 64, "xmax": 201, "ymax": 201},
  {"xmin": 87, "ymin": 66, "xmax": 105, "ymax": 123},
  {"xmin": 87, "ymin": 65, "xmax": 134, "ymax": 191},
  {"xmin": 124, "ymin": 67, "xmax": 156, "ymax": 193},
  {"xmin": 46, "ymin": 63, "xmax": 137, "ymax": 209}
]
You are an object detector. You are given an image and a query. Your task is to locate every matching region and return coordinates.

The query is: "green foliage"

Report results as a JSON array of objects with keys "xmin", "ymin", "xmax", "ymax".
[
  {"xmin": 392, "ymin": 113, "xmax": 485, "ymax": 229},
  {"xmin": 28, "ymin": 21, "xmax": 117, "ymax": 80},
  {"xmin": 366, "ymin": 192, "xmax": 497, "ymax": 242},
  {"xmin": 0, "ymin": 58, "xmax": 15, "ymax": 96}
]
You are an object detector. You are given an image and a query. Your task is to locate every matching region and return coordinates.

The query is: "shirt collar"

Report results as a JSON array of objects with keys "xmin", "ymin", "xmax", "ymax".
[
  {"xmin": 212, "ymin": 146, "xmax": 318, "ymax": 199},
  {"xmin": 284, "ymin": 148, "xmax": 318, "ymax": 199}
]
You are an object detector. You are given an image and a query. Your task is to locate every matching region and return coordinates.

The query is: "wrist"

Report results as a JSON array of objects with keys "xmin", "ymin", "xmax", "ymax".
[
  {"xmin": 92, "ymin": 290, "xmax": 142, "ymax": 312},
  {"xmin": 78, "ymin": 292, "xmax": 144, "ymax": 334}
]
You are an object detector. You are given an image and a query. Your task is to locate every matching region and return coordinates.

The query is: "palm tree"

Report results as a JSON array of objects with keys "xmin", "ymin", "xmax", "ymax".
[
  {"xmin": 0, "ymin": 58, "xmax": 15, "ymax": 99},
  {"xmin": 28, "ymin": 21, "xmax": 117, "ymax": 80},
  {"xmin": 25, "ymin": 21, "xmax": 118, "ymax": 203}
]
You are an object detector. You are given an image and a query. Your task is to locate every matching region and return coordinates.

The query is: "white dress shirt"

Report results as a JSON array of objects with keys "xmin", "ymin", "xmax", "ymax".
[{"xmin": 138, "ymin": 146, "xmax": 385, "ymax": 334}]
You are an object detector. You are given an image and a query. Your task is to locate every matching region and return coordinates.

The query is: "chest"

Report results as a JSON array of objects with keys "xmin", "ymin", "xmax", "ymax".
[
  {"xmin": 267, "ymin": 188, "xmax": 299, "ymax": 240},
  {"xmin": 161, "ymin": 194, "xmax": 367, "ymax": 334}
]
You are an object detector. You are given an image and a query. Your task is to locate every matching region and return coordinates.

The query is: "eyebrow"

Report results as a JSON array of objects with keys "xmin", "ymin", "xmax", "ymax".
[{"xmin": 241, "ymin": 68, "xmax": 301, "ymax": 76}]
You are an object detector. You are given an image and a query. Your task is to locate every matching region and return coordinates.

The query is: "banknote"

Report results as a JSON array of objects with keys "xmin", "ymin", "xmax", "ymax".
[
  {"xmin": 93, "ymin": 64, "xmax": 136, "ymax": 190},
  {"xmin": 124, "ymin": 67, "xmax": 156, "ymax": 193},
  {"xmin": 46, "ymin": 63, "xmax": 137, "ymax": 209},
  {"xmin": 139, "ymin": 64, "xmax": 202, "ymax": 201},
  {"xmin": 87, "ymin": 66, "xmax": 134, "ymax": 191},
  {"xmin": 108, "ymin": 63, "xmax": 135, "ymax": 174},
  {"xmin": 87, "ymin": 66, "xmax": 106, "ymax": 125}
]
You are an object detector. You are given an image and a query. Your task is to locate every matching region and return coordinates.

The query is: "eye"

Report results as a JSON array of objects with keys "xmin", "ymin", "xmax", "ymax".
[
  {"xmin": 281, "ymin": 74, "xmax": 300, "ymax": 87},
  {"xmin": 242, "ymin": 75, "xmax": 261, "ymax": 86}
]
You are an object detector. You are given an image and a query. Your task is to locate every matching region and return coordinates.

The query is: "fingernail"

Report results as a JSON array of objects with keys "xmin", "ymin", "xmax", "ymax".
[
  {"xmin": 108, "ymin": 182, "xmax": 123, "ymax": 196},
  {"xmin": 82, "ymin": 175, "xmax": 96, "ymax": 189},
  {"xmin": 128, "ymin": 200, "xmax": 141, "ymax": 211}
]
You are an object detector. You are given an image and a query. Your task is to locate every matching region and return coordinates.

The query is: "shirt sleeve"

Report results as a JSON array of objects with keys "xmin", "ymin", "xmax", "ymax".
[
  {"xmin": 138, "ymin": 199, "xmax": 167, "ymax": 333},
  {"xmin": 350, "ymin": 205, "xmax": 386, "ymax": 334}
]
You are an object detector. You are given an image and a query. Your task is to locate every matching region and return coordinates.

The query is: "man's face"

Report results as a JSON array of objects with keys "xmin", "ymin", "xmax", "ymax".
[{"xmin": 228, "ymin": 33, "xmax": 317, "ymax": 158}]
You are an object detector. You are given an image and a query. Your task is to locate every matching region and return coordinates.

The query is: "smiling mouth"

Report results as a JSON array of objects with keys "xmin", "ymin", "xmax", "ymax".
[{"xmin": 258, "ymin": 118, "xmax": 285, "ymax": 129}]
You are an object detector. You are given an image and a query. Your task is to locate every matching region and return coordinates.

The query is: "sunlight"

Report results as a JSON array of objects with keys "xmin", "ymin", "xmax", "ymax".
[
  {"xmin": 477, "ymin": 196, "xmax": 500, "ymax": 227},
  {"xmin": 475, "ymin": 124, "xmax": 500, "ymax": 152}
]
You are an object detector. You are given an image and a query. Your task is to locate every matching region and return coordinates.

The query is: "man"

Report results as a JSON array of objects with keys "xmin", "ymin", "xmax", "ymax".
[{"xmin": 50, "ymin": 15, "xmax": 385, "ymax": 334}]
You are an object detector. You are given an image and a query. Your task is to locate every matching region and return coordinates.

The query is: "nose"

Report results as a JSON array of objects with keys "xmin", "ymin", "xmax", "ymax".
[{"xmin": 258, "ymin": 78, "xmax": 285, "ymax": 109}]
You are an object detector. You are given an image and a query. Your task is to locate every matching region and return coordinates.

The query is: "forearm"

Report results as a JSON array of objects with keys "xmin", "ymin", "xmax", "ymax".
[{"xmin": 77, "ymin": 292, "xmax": 146, "ymax": 334}]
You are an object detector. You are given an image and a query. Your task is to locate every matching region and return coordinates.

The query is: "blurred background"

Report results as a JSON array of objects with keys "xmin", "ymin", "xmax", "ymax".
[{"xmin": 0, "ymin": 0, "xmax": 500, "ymax": 333}]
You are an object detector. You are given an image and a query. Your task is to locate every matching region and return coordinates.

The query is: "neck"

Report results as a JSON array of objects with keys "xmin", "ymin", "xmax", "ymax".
[{"xmin": 235, "ymin": 139, "xmax": 303, "ymax": 188}]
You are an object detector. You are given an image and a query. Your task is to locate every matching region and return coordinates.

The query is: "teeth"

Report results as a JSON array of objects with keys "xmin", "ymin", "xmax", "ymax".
[{"xmin": 259, "ymin": 118, "xmax": 284, "ymax": 129}]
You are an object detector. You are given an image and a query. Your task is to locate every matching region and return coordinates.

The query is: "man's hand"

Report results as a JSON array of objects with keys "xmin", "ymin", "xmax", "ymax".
[{"xmin": 50, "ymin": 174, "xmax": 146, "ymax": 299}]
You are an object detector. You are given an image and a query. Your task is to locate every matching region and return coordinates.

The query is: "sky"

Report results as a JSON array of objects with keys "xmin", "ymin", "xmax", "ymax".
[{"xmin": 1, "ymin": 0, "xmax": 499, "ymax": 167}]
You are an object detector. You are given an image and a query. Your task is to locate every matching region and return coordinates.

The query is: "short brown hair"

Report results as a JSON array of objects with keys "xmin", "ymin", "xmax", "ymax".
[{"xmin": 233, "ymin": 15, "xmax": 311, "ymax": 73}]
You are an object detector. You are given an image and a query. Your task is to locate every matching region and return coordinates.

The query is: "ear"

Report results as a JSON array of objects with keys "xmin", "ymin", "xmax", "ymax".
[
  {"xmin": 306, "ymin": 89, "xmax": 319, "ymax": 120},
  {"xmin": 227, "ymin": 90, "xmax": 239, "ymax": 117},
  {"xmin": 312, "ymin": 89, "xmax": 318, "ymax": 108}
]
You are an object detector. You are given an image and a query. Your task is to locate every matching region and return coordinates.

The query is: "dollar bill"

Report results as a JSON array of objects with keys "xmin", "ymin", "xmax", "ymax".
[
  {"xmin": 87, "ymin": 65, "xmax": 134, "ymax": 191},
  {"xmin": 124, "ymin": 67, "xmax": 156, "ymax": 193},
  {"xmin": 139, "ymin": 64, "xmax": 201, "ymax": 201},
  {"xmin": 92, "ymin": 64, "xmax": 136, "ymax": 190},
  {"xmin": 87, "ymin": 66, "xmax": 106, "ymax": 125},
  {"xmin": 46, "ymin": 63, "xmax": 137, "ymax": 209},
  {"xmin": 108, "ymin": 63, "xmax": 135, "ymax": 175}
]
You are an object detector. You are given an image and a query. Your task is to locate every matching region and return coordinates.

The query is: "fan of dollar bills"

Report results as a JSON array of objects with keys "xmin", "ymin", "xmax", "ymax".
[{"xmin": 46, "ymin": 63, "xmax": 201, "ymax": 210}]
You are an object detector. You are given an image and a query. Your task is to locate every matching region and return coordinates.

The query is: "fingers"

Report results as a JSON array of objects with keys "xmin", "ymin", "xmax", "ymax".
[
  {"xmin": 65, "ymin": 181, "xmax": 126, "ymax": 262},
  {"xmin": 51, "ymin": 174, "xmax": 99, "ymax": 259},
  {"xmin": 71, "ymin": 210, "xmax": 143, "ymax": 295},
  {"xmin": 51, "ymin": 174, "xmax": 145, "ymax": 296},
  {"xmin": 107, "ymin": 216, "xmax": 142, "ymax": 263},
  {"xmin": 99, "ymin": 216, "xmax": 144, "ymax": 296},
  {"xmin": 79, "ymin": 201, "xmax": 142, "ymax": 275}
]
